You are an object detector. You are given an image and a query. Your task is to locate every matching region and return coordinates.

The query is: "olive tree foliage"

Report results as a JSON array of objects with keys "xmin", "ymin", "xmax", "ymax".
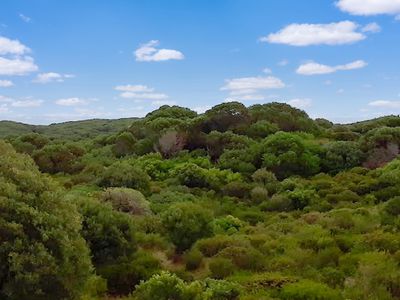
[{"xmin": 0, "ymin": 141, "xmax": 92, "ymax": 300}]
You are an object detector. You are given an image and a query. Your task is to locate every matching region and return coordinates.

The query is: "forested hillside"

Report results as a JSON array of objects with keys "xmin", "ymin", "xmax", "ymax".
[
  {"xmin": 0, "ymin": 118, "xmax": 137, "ymax": 140},
  {"xmin": 1, "ymin": 102, "xmax": 400, "ymax": 300}
]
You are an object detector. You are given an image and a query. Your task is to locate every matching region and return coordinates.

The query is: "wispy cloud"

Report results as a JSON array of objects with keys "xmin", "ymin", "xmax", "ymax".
[
  {"xmin": 33, "ymin": 72, "xmax": 75, "ymax": 84},
  {"xmin": 135, "ymin": 40, "xmax": 184, "ymax": 62},
  {"xmin": 368, "ymin": 100, "xmax": 400, "ymax": 109},
  {"xmin": 18, "ymin": 13, "xmax": 31, "ymax": 23},
  {"xmin": 55, "ymin": 97, "xmax": 94, "ymax": 106},
  {"xmin": 115, "ymin": 83, "xmax": 170, "ymax": 103},
  {"xmin": 296, "ymin": 60, "xmax": 367, "ymax": 75}
]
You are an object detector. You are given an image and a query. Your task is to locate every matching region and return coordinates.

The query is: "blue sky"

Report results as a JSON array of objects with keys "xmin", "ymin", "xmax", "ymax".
[{"xmin": 0, "ymin": 0, "xmax": 400, "ymax": 124}]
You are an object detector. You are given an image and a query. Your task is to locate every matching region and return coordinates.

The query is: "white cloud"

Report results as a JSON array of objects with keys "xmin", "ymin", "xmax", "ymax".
[
  {"xmin": 361, "ymin": 22, "xmax": 381, "ymax": 33},
  {"xmin": 115, "ymin": 83, "xmax": 169, "ymax": 101},
  {"xmin": 135, "ymin": 40, "xmax": 184, "ymax": 62},
  {"xmin": 55, "ymin": 97, "xmax": 89, "ymax": 106},
  {"xmin": 114, "ymin": 84, "xmax": 154, "ymax": 92},
  {"xmin": 296, "ymin": 60, "xmax": 367, "ymax": 75},
  {"xmin": 261, "ymin": 21, "xmax": 365, "ymax": 46},
  {"xmin": 0, "ymin": 56, "xmax": 38, "ymax": 75},
  {"xmin": 286, "ymin": 98, "xmax": 312, "ymax": 109},
  {"xmin": 11, "ymin": 99, "xmax": 43, "ymax": 107},
  {"xmin": 0, "ymin": 36, "xmax": 30, "ymax": 55},
  {"xmin": 33, "ymin": 72, "xmax": 74, "ymax": 84},
  {"xmin": 0, "ymin": 79, "xmax": 13, "ymax": 87},
  {"xmin": 19, "ymin": 13, "xmax": 31, "ymax": 23},
  {"xmin": 120, "ymin": 92, "xmax": 168, "ymax": 100},
  {"xmin": 221, "ymin": 76, "xmax": 285, "ymax": 92},
  {"xmin": 368, "ymin": 100, "xmax": 400, "ymax": 109},
  {"xmin": 336, "ymin": 0, "xmax": 400, "ymax": 15}
]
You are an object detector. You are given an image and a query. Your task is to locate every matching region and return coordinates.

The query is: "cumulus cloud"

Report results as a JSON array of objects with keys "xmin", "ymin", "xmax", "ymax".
[
  {"xmin": 0, "ymin": 56, "xmax": 38, "ymax": 75},
  {"xmin": 55, "ymin": 97, "xmax": 90, "ymax": 106},
  {"xmin": 0, "ymin": 36, "xmax": 30, "ymax": 55},
  {"xmin": 368, "ymin": 100, "xmax": 400, "ymax": 109},
  {"xmin": 296, "ymin": 60, "xmax": 367, "ymax": 75},
  {"xmin": 286, "ymin": 98, "xmax": 312, "ymax": 109},
  {"xmin": 261, "ymin": 21, "xmax": 366, "ymax": 46},
  {"xmin": 0, "ymin": 36, "xmax": 38, "ymax": 76},
  {"xmin": 33, "ymin": 72, "xmax": 75, "ymax": 84},
  {"xmin": 0, "ymin": 79, "xmax": 13, "ymax": 87},
  {"xmin": 135, "ymin": 40, "xmax": 184, "ymax": 62},
  {"xmin": 336, "ymin": 0, "xmax": 400, "ymax": 15}
]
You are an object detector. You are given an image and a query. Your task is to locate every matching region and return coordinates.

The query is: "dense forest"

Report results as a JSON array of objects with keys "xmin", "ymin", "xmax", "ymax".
[{"xmin": 1, "ymin": 101, "xmax": 400, "ymax": 300}]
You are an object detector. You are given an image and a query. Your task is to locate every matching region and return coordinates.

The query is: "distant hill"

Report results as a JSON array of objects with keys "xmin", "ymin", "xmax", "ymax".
[{"xmin": 0, "ymin": 118, "xmax": 137, "ymax": 140}]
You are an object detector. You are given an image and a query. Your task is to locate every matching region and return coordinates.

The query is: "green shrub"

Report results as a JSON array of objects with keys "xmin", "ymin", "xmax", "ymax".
[
  {"xmin": 101, "ymin": 187, "xmax": 150, "ymax": 215},
  {"xmin": 99, "ymin": 161, "xmax": 150, "ymax": 193},
  {"xmin": 0, "ymin": 141, "xmax": 92, "ymax": 300},
  {"xmin": 184, "ymin": 248, "xmax": 204, "ymax": 271},
  {"xmin": 209, "ymin": 257, "xmax": 236, "ymax": 279},
  {"xmin": 250, "ymin": 186, "xmax": 269, "ymax": 204},
  {"xmin": 99, "ymin": 250, "xmax": 160, "ymax": 295},
  {"xmin": 217, "ymin": 246, "xmax": 265, "ymax": 271},
  {"xmin": 161, "ymin": 202, "xmax": 213, "ymax": 252},
  {"xmin": 280, "ymin": 280, "xmax": 341, "ymax": 300}
]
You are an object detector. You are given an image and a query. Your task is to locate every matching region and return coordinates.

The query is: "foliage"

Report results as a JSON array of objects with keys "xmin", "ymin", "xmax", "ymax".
[
  {"xmin": 161, "ymin": 202, "xmax": 213, "ymax": 251},
  {"xmin": 0, "ymin": 141, "xmax": 91, "ymax": 300}
]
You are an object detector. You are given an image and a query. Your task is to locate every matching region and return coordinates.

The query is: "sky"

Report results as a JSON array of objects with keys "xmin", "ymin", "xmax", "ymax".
[{"xmin": 0, "ymin": 0, "xmax": 400, "ymax": 125}]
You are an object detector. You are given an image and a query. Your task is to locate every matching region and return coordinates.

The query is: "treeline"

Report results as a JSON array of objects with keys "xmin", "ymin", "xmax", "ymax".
[{"xmin": 1, "ymin": 102, "xmax": 400, "ymax": 300}]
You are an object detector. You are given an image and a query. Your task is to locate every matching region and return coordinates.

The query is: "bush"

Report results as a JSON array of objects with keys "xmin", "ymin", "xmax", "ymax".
[
  {"xmin": 99, "ymin": 161, "xmax": 150, "ymax": 193},
  {"xmin": 217, "ymin": 246, "xmax": 265, "ymax": 271},
  {"xmin": 161, "ymin": 202, "xmax": 213, "ymax": 252},
  {"xmin": 131, "ymin": 271, "xmax": 202, "ymax": 300},
  {"xmin": 76, "ymin": 198, "xmax": 136, "ymax": 267},
  {"xmin": 184, "ymin": 248, "xmax": 204, "ymax": 271},
  {"xmin": 101, "ymin": 187, "xmax": 151, "ymax": 215},
  {"xmin": 98, "ymin": 250, "xmax": 160, "ymax": 295},
  {"xmin": 261, "ymin": 194, "xmax": 292, "ymax": 212},
  {"xmin": 280, "ymin": 280, "xmax": 341, "ymax": 300},
  {"xmin": 385, "ymin": 196, "xmax": 400, "ymax": 216},
  {"xmin": 250, "ymin": 186, "xmax": 269, "ymax": 204},
  {"xmin": 209, "ymin": 257, "xmax": 236, "ymax": 279},
  {"xmin": 0, "ymin": 141, "xmax": 92, "ymax": 300}
]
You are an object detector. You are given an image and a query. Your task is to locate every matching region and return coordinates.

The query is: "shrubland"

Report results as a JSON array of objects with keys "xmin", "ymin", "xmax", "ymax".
[{"xmin": 1, "ymin": 101, "xmax": 400, "ymax": 299}]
